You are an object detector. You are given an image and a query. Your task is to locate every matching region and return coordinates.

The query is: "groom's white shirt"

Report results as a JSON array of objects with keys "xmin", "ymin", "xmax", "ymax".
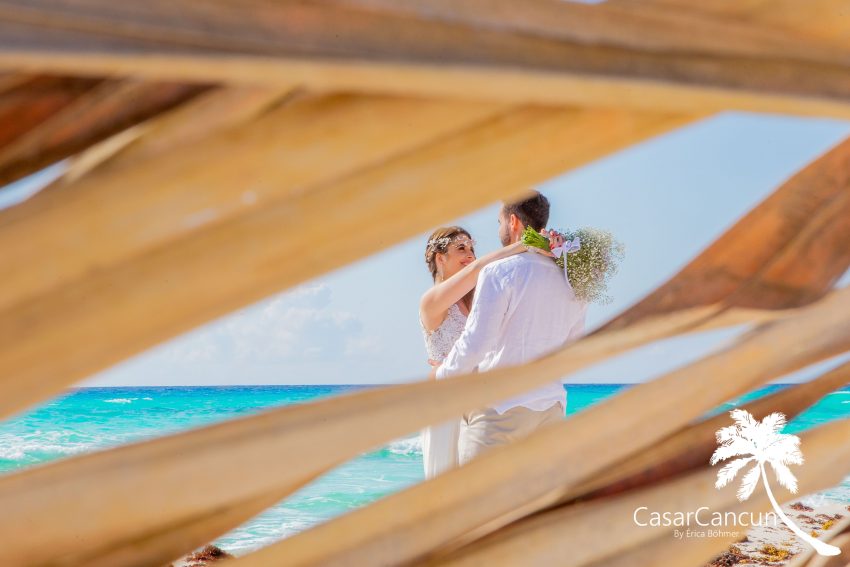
[{"xmin": 436, "ymin": 251, "xmax": 587, "ymax": 414}]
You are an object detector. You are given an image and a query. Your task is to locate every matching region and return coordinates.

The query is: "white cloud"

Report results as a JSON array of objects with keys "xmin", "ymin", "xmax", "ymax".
[
  {"xmin": 344, "ymin": 335, "xmax": 383, "ymax": 357},
  {"xmin": 159, "ymin": 284, "xmax": 381, "ymax": 364}
]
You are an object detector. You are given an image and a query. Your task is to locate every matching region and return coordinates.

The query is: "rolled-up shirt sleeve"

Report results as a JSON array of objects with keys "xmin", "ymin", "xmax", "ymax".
[{"xmin": 436, "ymin": 264, "xmax": 509, "ymax": 380}]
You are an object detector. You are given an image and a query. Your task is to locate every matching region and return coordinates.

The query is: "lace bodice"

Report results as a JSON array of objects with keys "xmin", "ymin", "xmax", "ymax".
[{"xmin": 420, "ymin": 303, "xmax": 468, "ymax": 362}]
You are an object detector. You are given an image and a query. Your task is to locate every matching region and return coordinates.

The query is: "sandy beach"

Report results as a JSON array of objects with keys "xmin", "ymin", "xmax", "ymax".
[
  {"xmin": 165, "ymin": 500, "xmax": 850, "ymax": 566},
  {"xmin": 709, "ymin": 501, "xmax": 849, "ymax": 566}
]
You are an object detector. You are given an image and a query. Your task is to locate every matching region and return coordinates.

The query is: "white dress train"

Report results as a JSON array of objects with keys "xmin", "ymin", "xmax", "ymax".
[{"xmin": 420, "ymin": 303, "xmax": 467, "ymax": 479}]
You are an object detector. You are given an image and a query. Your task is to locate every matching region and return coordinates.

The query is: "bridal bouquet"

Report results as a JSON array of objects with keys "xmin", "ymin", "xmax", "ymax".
[{"xmin": 522, "ymin": 226, "xmax": 624, "ymax": 305}]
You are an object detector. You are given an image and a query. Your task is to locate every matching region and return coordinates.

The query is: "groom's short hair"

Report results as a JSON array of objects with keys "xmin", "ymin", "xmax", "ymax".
[{"xmin": 503, "ymin": 191, "xmax": 550, "ymax": 231}]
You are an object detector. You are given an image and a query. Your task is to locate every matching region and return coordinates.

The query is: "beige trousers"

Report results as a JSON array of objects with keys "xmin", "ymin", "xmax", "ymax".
[{"xmin": 458, "ymin": 403, "xmax": 565, "ymax": 466}]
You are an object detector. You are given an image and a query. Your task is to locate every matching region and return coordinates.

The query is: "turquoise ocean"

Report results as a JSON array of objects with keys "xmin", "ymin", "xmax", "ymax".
[{"xmin": 1, "ymin": 384, "xmax": 848, "ymax": 555}]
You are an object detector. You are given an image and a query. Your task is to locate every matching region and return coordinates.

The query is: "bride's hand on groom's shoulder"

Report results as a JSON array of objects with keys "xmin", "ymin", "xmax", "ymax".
[
  {"xmin": 519, "ymin": 229, "xmax": 558, "ymax": 258},
  {"xmin": 541, "ymin": 229, "xmax": 565, "ymax": 251},
  {"xmin": 427, "ymin": 359, "xmax": 440, "ymax": 381}
]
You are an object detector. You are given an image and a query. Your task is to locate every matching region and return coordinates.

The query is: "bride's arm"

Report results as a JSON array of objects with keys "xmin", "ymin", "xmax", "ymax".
[
  {"xmin": 419, "ymin": 241, "xmax": 526, "ymax": 331},
  {"xmin": 427, "ymin": 364, "xmax": 438, "ymax": 381}
]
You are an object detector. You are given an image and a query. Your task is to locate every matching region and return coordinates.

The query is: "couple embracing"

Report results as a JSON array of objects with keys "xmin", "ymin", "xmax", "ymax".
[{"xmin": 419, "ymin": 191, "xmax": 587, "ymax": 479}]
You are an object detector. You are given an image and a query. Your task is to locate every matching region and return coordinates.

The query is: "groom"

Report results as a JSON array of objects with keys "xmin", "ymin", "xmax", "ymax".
[{"xmin": 436, "ymin": 191, "xmax": 587, "ymax": 465}]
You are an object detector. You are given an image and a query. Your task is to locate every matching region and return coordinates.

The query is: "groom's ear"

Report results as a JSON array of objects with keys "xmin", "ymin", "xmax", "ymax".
[{"xmin": 509, "ymin": 213, "xmax": 523, "ymax": 232}]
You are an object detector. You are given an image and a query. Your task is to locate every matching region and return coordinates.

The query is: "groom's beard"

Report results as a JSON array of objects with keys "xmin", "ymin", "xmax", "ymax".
[{"xmin": 499, "ymin": 225, "xmax": 511, "ymax": 246}]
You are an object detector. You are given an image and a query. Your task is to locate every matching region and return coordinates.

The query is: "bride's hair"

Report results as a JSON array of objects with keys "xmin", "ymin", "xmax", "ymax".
[{"xmin": 425, "ymin": 226, "xmax": 475, "ymax": 309}]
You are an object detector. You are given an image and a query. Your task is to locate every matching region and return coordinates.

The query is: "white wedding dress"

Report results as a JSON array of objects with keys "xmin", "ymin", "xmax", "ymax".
[{"xmin": 420, "ymin": 302, "xmax": 467, "ymax": 479}]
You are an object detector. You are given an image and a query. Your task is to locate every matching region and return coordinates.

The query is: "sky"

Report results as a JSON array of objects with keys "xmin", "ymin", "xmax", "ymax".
[{"xmin": 4, "ymin": 112, "xmax": 850, "ymax": 387}]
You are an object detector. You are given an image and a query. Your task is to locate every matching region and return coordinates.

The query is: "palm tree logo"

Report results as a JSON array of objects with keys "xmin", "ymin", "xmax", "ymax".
[{"xmin": 711, "ymin": 409, "xmax": 840, "ymax": 556}]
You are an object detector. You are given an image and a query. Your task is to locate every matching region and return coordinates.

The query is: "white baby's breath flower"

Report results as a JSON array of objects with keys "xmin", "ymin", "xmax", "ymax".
[{"xmin": 556, "ymin": 227, "xmax": 625, "ymax": 304}]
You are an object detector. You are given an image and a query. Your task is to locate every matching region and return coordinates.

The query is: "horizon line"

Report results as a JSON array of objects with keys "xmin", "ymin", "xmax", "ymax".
[{"xmin": 71, "ymin": 382, "xmax": 806, "ymax": 389}]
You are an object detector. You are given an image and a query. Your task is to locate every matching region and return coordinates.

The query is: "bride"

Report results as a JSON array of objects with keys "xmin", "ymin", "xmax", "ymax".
[{"xmin": 419, "ymin": 226, "xmax": 546, "ymax": 478}]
